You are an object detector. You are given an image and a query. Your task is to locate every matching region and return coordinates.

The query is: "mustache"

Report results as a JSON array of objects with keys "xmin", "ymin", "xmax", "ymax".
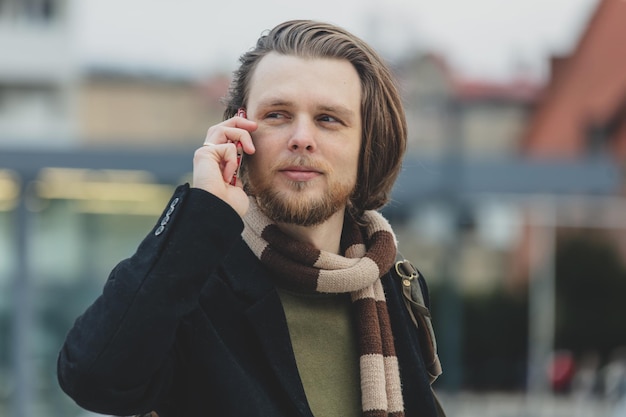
[{"xmin": 273, "ymin": 156, "xmax": 330, "ymax": 173}]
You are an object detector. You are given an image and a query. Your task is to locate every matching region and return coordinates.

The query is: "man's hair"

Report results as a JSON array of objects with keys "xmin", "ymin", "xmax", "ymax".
[{"xmin": 223, "ymin": 20, "xmax": 407, "ymax": 218}]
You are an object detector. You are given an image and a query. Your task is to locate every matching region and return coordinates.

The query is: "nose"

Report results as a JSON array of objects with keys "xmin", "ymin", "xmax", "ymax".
[{"xmin": 287, "ymin": 118, "xmax": 317, "ymax": 152}]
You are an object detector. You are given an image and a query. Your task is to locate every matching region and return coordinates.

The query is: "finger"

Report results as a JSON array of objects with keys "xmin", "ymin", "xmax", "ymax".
[
  {"xmin": 198, "ymin": 142, "xmax": 240, "ymax": 183},
  {"xmin": 219, "ymin": 116, "xmax": 258, "ymax": 152},
  {"xmin": 203, "ymin": 125, "xmax": 245, "ymax": 145},
  {"xmin": 221, "ymin": 144, "xmax": 240, "ymax": 185},
  {"xmin": 191, "ymin": 144, "xmax": 249, "ymax": 216},
  {"xmin": 211, "ymin": 115, "xmax": 257, "ymax": 133},
  {"xmin": 204, "ymin": 125, "xmax": 256, "ymax": 153}
]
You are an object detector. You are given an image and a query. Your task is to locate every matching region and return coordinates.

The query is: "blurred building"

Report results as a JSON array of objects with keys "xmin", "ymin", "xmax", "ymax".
[
  {"xmin": 512, "ymin": 0, "xmax": 626, "ymax": 288},
  {"xmin": 0, "ymin": 0, "xmax": 227, "ymax": 150},
  {"xmin": 395, "ymin": 52, "xmax": 540, "ymax": 158},
  {"xmin": 504, "ymin": 2, "xmax": 626, "ymax": 398},
  {"xmin": 522, "ymin": 0, "xmax": 626, "ymax": 159},
  {"xmin": 78, "ymin": 69, "xmax": 228, "ymax": 147},
  {"xmin": 394, "ymin": 14, "xmax": 624, "ymax": 392},
  {"xmin": 391, "ymin": 53, "xmax": 544, "ymax": 294},
  {"xmin": 0, "ymin": 0, "xmax": 78, "ymax": 148}
]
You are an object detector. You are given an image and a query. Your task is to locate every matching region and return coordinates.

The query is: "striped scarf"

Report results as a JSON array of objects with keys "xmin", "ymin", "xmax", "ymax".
[{"xmin": 242, "ymin": 199, "xmax": 405, "ymax": 417}]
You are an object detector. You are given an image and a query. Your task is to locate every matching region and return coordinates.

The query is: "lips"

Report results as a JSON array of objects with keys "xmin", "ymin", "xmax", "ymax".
[{"xmin": 279, "ymin": 165, "xmax": 323, "ymax": 181}]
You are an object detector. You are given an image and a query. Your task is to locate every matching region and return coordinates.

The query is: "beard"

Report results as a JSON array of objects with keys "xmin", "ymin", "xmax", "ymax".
[{"xmin": 244, "ymin": 157, "xmax": 356, "ymax": 227}]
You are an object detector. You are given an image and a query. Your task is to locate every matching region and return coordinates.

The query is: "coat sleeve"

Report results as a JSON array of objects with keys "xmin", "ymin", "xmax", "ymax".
[{"xmin": 57, "ymin": 184, "xmax": 244, "ymax": 415}]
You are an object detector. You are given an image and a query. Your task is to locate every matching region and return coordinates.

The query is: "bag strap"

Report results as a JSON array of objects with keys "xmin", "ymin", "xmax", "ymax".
[
  {"xmin": 393, "ymin": 254, "xmax": 443, "ymax": 383},
  {"xmin": 393, "ymin": 253, "xmax": 446, "ymax": 417}
]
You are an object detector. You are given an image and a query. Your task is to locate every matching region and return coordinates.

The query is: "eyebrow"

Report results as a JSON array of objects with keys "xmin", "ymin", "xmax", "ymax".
[{"xmin": 256, "ymin": 98, "xmax": 294, "ymax": 109}]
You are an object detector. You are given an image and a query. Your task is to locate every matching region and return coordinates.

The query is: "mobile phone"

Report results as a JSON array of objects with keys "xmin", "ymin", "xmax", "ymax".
[{"xmin": 230, "ymin": 108, "xmax": 246, "ymax": 186}]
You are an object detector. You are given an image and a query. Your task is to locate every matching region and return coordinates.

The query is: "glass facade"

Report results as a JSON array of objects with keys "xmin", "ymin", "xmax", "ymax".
[{"xmin": 1, "ymin": 167, "xmax": 177, "ymax": 416}]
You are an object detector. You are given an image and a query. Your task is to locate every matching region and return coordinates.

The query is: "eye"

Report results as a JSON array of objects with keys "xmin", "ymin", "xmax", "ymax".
[
  {"xmin": 318, "ymin": 114, "xmax": 340, "ymax": 123},
  {"xmin": 265, "ymin": 112, "xmax": 286, "ymax": 120}
]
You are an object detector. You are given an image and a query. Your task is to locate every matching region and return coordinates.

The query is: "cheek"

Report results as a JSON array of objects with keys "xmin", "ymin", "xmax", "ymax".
[
  {"xmin": 345, "ymin": 144, "xmax": 361, "ymax": 174},
  {"xmin": 334, "ymin": 151, "xmax": 360, "ymax": 185},
  {"xmin": 247, "ymin": 148, "xmax": 274, "ymax": 178},
  {"xmin": 244, "ymin": 154, "xmax": 264, "ymax": 180},
  {"xmin": 244, "ymin": 140, "xmax": 280, "ymax": 181},
  {"xmin": 250, "ymin": 131, "xmax": 281, "ymax": 160}
]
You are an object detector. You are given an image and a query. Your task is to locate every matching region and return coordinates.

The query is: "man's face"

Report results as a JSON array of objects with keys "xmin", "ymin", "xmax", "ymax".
[{"xmin": 244, "ymin": 53, "xmax": 362, "ymax": 226}]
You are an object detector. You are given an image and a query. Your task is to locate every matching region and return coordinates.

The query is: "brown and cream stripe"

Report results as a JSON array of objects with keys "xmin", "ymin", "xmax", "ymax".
[{"xmin": 243, "ymin": 199, "xmax": 404, "ymax": 417}]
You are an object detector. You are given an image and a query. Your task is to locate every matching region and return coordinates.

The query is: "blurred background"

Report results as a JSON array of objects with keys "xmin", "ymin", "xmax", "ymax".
[{"xmin": 1, "ymin": 0, "xmax": 625, "ymax": 416}]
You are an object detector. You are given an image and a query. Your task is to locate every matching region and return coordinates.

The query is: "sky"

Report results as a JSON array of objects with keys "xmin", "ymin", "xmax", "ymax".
[{"xmin": 71, "ymin": 0, "xmax": 600, "ymax": 82}]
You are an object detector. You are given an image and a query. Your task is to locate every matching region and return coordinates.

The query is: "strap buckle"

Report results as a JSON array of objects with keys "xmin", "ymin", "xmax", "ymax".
[{"xmin": 394, "ymin": 260, "xmax": 418, "ymax": 287}]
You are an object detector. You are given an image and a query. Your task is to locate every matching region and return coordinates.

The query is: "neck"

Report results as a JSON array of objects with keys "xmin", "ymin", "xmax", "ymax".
[{"xmin": 276, "ymin": 208, "xmax": 346, "ymax": 254}]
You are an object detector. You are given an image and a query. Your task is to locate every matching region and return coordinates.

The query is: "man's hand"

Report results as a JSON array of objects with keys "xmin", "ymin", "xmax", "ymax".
[{"xmin": 192, "ymin": 114, "xmax": 257, "ymax": 217}]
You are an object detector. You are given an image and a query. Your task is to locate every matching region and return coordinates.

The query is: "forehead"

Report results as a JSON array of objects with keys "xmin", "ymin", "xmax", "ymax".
[{"xmin": 246, "ymin": 52, "xmax": 362, "ymax": 109}]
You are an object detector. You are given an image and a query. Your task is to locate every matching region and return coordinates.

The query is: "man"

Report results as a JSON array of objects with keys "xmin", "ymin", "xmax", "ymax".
[{"xmin": 58, "ymin": 20, "xmax": 442, "ymax": 417}]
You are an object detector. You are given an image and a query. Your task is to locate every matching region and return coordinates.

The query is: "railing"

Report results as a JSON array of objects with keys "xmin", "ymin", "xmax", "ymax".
[{"xmin": 437, "ymin": 392, "xmax": 625, "ymax": 417}]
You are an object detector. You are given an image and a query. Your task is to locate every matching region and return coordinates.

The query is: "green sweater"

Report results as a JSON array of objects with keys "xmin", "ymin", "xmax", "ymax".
[{"xmin": 277, "ymin": 289, "xmax": 361, "ymax": 417}]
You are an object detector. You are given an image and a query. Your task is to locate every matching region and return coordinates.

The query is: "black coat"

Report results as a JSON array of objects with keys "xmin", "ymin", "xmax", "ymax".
[{"xmin": 57, "ymin": 184, "xmax": 439, "ymax": 417}]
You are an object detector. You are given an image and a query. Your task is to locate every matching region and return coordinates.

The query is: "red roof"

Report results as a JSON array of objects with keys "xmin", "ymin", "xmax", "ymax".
[
  {"xmin": 453, "ymin": 78, "xmax": 542, "ymax": 102},
  {"xmin": 522, "ymin": 0, "xmax": 626, "ymax": 158}
]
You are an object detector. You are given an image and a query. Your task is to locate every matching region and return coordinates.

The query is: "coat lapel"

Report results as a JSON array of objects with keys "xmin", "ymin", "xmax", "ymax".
[{"xmin": 222, "ymin": 241, "xmax": 314, "ymax": 417}]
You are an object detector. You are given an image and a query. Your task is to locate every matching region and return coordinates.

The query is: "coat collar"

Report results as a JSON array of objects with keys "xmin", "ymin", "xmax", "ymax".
[{"xmin": 221, "ymin": 240, "xmax": 314, "ymax": 417}]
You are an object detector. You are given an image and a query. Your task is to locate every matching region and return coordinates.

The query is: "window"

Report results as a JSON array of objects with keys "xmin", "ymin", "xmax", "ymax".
[
  {"xmin": 0, "ymin": 0, "xmax": 58, "ymax": 24},
  {"xmin": 23, "ymin": 0, "xmax": 56, "ymax": 22}
]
